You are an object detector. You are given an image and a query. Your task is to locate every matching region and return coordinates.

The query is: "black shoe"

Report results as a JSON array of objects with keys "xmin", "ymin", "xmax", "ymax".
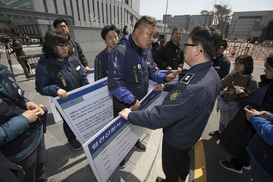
[
  {"xmin": 119, "ymin": 159, "xmax": 126, "ymax": 169},
  {"xmin": 134, "ymin": 141, "xmax": 146, "ymax": 152},
  {"xmin": 209, "ymin": 130, "xmax": 221, "ymax": 136},
  {"xmin": 155, "ymin": 177, "xmax": 166, "ymax": 182},
  {"xmin": 219, "ymin": 160, "xmax": 242, "ymax": 174},
  {"xmin": 226, "ymin": 157, "xmax": 251, "ymax": 170},
  {"xmin": 70, "ymin": 139, "xmax": 82, "ymax": 151}
]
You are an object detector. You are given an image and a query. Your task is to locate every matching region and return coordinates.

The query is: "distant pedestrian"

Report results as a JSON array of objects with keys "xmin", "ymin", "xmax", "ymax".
[
  {"xmin": 122, "ymin": 25, "xmax": 129, "ymax": 36},
  {"xmin": 25, "ymin": 35, "xmax": 31, "ymax": 47}
]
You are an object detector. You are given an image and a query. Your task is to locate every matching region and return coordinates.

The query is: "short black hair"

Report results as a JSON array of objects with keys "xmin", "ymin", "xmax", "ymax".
[
  {"xmin": 42, "ymin": 31, "xmax": 67, "ymax": 59},
  {"xmin": 235, "ymin": 55, "xmax": 254, "ymax": 74},
  {"xmin": 101, "ymin": 25, "xmax": 119, "ymax": 40},
  {"xmin": 133, "ymin": 16, "xmax": 156, "ymax": 32},
  {"xmin": 189, "ymin": 25, "xmax": 222, "ymax": 60},
  {"xmin": 172, "ymin": 27, "xmax": 183, "ymax": 34},
  {"xmin": 266, "ymin": 53, "xmax": 273, "ymax": 68},
  {"xmin": 53, "ymin": 18, "xmax": 68, "ymax": 28}
]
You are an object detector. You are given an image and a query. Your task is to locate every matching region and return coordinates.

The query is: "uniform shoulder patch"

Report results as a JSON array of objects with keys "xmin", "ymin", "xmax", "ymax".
[{"xmin": 180, "ymin": 73, "xmax": 195, "ymax": 84}]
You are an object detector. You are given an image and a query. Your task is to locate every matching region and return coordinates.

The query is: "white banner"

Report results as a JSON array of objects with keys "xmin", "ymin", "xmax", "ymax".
[
  {"xmin": 52, "ymin": 77, "xmax": 114, "ymax": 145},
  {"xmin": 83, "ymin": 90, "xmax": 163, "ymax": 182}
]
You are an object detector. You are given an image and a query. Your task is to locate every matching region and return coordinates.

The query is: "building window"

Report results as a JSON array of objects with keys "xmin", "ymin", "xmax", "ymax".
[
  {"xmin": 117, "ymin": 7, "xmax": 119, "ymax": 24},
  {"xmin": 87, "ymin": 0, "xmax": 91, "ymax": 18},
  {"xmin": 121, "ymin": 7, "xmax": 122, "ymax": 24},
  {"xmin": 70, "ymin": 0, "xmax": 74, "ymax": 15},
  {"xmin": 106, "ymin": 3, "xmax": 108, "ymax": 24},
  {"xmin": 97, "ymin": 1, "xmax": 100, "ymax": 23},
  {"xmin": 110, "ymin": 4, "xmax": 112, "ymax": 24},
  {"xmin": 101, "ymin": 2, "xmax": 104, "ymax": 23},
  {"xmin": 76, "ymin": 0, "xmax": 81, "ymax": 21},
  {"xmin": 53, "ymin": 0, "xmax": 58, "ymax": 14},
  {"xmin": 82, "ymin": 0, "xmax": 86, "ymax": 21},
  {"xmin": 43, "ymin": 0, "xmax": 48, "ymax": 12},
  {"xmin": 63, "ymin": 0, "xmax": 67, "ymax": 15}
]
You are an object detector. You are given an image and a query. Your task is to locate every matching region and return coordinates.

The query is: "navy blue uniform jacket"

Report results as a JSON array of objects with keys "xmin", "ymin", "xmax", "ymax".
[
  {"xmin": 108, "ymin": 35, "xmax": 166, "ymax": 108},
  {"xmin": 128, "ymin": 61, "xmax": 221, "ymax": 149}
]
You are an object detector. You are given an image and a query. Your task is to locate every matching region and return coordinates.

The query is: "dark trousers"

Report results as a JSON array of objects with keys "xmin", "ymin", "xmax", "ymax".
[
  {"xmin": 230, "ymin": 150, "xmax": 250, "ymax": 169},
  {"xmin": 63, "ymin": 120, "xmax": 76, "ymax": 143},
  {"xmin": 17, "ymin": 135, "xmax": 47, "ymax": 182},
  {"xmin": 162, "ymin": 139, "xmax": 191, "ymax": 182},
  {"xmin": 57, "ymin": 108, "xmax": 76, "ymax": 143}
]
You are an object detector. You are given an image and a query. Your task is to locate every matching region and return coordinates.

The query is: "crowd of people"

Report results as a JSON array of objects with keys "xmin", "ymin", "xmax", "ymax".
[{"xmin": 0, "ymin": 15, "xmax": 272, "ymax": 182}]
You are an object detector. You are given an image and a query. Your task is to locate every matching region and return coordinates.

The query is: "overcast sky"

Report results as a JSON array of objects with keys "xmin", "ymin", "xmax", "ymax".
[{"xmin": 140, "ymin": 0, "xmax": 273, "ymax": 20}]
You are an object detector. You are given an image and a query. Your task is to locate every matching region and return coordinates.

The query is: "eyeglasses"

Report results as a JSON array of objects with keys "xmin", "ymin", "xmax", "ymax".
[
  {"xmin": 184, "ymin": 43, "xmax": 198, "ymax": 47},
  {"xmin": 57, "ymin": 44, "xmax": 69, "ymax": 49},
  {"xmin": 233, "ymin": 62, "xmax": 243, "ymax": 66}
]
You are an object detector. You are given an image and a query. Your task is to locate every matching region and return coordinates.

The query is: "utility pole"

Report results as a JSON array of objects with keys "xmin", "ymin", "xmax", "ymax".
[{"xmin": 163, "ymin": 0, "xmax": 169, "ymax": 41}]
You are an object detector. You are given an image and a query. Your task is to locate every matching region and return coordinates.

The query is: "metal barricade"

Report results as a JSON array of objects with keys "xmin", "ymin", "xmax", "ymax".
[
  {"xmin": 18, "ymin": 54, "xmax": 42, "ymax": 78},
  {"xmin": 225, "ymin": 42, "xmax": 273, "ymax": 61}
]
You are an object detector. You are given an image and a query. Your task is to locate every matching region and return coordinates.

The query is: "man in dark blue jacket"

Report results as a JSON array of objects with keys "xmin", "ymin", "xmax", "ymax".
[
  {"xmin": 212, "ymin": 39, "xmax": 230, "ymax": 79},
  {"xmin": 119, "ymin": 25, "xmax": 222, "ymax": 182},
  {"xmin": 108, "ymin": 16, "xmax": 180, "ymax": 168},
  {"xmin": 94, "ymin": 25, "xmax": 119, "ymax": 81}
]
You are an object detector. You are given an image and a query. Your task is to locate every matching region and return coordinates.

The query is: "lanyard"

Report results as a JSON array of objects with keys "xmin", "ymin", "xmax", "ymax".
[{"xmin": 132, "ymin": 48, "xmax": 145, "ymax": 66}]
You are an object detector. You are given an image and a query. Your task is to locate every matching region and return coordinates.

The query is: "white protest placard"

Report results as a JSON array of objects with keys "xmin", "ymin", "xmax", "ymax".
[
  {"xmin": 52, "ymin": 77, "xmax": 114, "ymax": 145},
  {"xmin": 83, "ymin": 90, "xmax": 163, "ymax": 182},
  {"xmin": 50, "ymin": 69, "xmax": 95, "ymax": 123}
]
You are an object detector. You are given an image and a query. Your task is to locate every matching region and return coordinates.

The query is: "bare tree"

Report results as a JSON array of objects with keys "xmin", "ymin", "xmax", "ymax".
[
  {"xmin": 200, "ymin": 10, "xmax": 214, "ymax": 26},
  {"xmin": 200, "ymin": 2, "xmax": 231, "ymax": 35},
  {"xmin": 213, "ymin": 4, "xmax": 231, "ymax": 34}
]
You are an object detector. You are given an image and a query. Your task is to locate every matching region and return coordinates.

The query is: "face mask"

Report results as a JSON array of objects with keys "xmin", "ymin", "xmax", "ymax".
[{"xmin": 154, "ymin": 38, "xmax": 158, "ymax": 42}]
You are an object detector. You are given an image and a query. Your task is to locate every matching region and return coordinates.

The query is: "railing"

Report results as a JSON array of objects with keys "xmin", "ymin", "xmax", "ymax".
[
  {"xmin": 224, "ymin": 42, "xmax": 273, "ymax": 61},
  {"xmin": 18, "ymin": 54, "xmax": 42, "ymax": 78}
]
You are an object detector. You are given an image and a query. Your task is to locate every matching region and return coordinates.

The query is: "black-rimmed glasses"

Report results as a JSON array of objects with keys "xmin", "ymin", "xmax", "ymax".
[{"xmin": 184, "ymin": 43, "xmax": 198, "ymax": 47}]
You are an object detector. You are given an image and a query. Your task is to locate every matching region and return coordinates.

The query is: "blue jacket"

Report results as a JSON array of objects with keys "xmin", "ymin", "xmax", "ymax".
[
  {"xmin": 0, "ymin": 64, "xmax": 43, "ymax": 163},
  {"xmin": 128, "ymin": 61, "xmax": 221, "ymax": 149},
  {"xmin": 212, "ymin": 54, "xmax": 230, "ymax": 79},
  {"xmin": 108, "ymin": 35, "xmax": 166, "ymax": 109},
  {"xmin": 246, "ymin": 112, "xmax": 273, "ymax": 181},
  {"xmin": 35, "ymin": 55, "xmax": 89, "ymax": 97},
  {"xmin": 94, "ymin": 48, "xmax": 109, "ymax": 81}
]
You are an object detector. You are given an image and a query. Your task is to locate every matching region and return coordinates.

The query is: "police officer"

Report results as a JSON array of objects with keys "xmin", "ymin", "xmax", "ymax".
[
  {"xmin": 119, "ymin": 25, "xmax": 222, "ymax": 182},
  {"xmin": 212, "ymin": 39, "xmax": 231, "ymax": 79}
]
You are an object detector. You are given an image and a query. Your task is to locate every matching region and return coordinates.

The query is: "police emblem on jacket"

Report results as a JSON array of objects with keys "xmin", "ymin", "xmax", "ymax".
[{"xmin": 170, "ymin": 90, "xmax": 181, "ymax": 100}]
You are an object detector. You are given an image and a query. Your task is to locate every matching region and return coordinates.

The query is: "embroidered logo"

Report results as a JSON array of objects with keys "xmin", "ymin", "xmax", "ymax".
[
  {"xmin": 180, "ymin": 73, "xmax": 195, "ymax": 84},
  {"xmin": 170, "ymin": 90, "xmax": 181, "ymax": 100}
]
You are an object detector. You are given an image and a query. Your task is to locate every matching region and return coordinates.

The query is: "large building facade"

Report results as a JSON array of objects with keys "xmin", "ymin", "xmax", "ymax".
[
  {"xmin": 0, "ymin": 0, "xmax": 140, "ymax": 36},
  {"xmin": 228, "ymin": 10, "xmax": 273, "ymax": 43},
  {"xmin": 163, "ymin": 14, "xmax": 213, "ymax": 33},
  {"xmin": 0, "ymin": 0, "xmax": 141, "ymax": 66}
]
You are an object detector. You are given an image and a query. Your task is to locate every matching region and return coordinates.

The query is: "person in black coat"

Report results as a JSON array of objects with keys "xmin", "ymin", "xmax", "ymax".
[{"xmin": 155, "ymin": 28, "xmax": 184, "ymax": 72}]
